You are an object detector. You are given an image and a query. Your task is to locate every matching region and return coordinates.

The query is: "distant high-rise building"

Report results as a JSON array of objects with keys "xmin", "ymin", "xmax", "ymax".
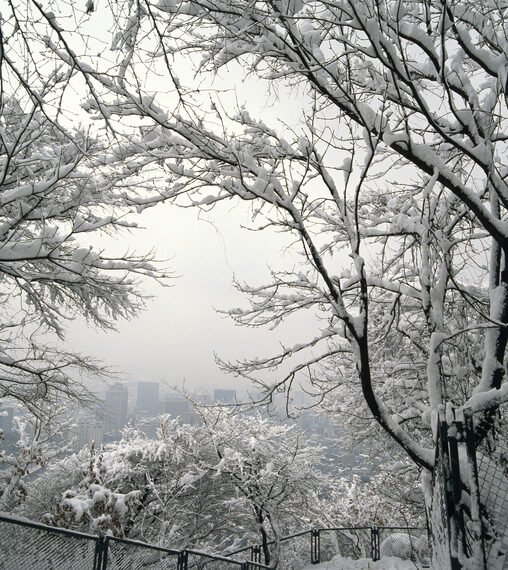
[
  {"xmin": 73, "ymin": 421, "xmax": 104, "ymax": 452},
  {"xmin": 0, "ymin": 406, "xmax": 14, "ymax": 437},
  {"xmin": 161, "ymin": 396, "xmax": 200, "ymax": 425},
  {"xmin": 103, "ymin": 383, "xmax": 129, "ymax": 437},
  {"xmin": 213, "ymin": 389, "xmax": 237, "ymax": 403},
  {"xmin": 162, "ymin": 396, "xmax": 190, "ymax": 417},
  {"xmin": 136, "ymin": 382, "xmax": 160, "ymax": 414}
]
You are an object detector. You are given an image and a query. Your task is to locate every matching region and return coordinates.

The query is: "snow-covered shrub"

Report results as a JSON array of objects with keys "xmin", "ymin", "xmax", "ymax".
[{"xmin": 380, "ymin": 533, "xmax": 429, "ymax": 564}]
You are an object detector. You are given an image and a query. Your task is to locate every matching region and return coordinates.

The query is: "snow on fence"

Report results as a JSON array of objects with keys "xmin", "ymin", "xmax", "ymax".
[
  {"xmin": 377, "ymin": 527, "xmax": 429, "ymax": 566},
  {"xmin": 0, "ymin": 513, "xmax": 268, "ymax": 570},
  {"xmin": 468, "ymin": 404, "xmax": 508, "ymax": 569},
  {"xmin": 429, "ymin": 403, "xmax": 508, "ymax": 570},
  {"xmin": 227, "ymin": 526, "xmax": 429, "ymax": 569}
]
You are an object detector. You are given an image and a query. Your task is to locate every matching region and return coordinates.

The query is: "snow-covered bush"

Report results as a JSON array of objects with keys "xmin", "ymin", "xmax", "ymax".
[
  {"xmin": 380, "ymin": 533, "xmax": 429, "ymax": 564},
  {"xmin": 23, "ymin": 410, "xmax": 327, "ymax": 560}
]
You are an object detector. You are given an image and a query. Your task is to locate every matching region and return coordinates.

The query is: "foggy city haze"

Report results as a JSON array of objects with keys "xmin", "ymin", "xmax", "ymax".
[
  {"xmin": 66, "ymin": 195, "xmax": 321, "ymax": 394},
  {"xmin": 60, "ymin": 56, "xmax": 323, "ymax": 396}
]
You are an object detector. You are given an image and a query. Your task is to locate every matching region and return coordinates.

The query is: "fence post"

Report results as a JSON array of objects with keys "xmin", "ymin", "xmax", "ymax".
[
  {"xmin": 371, "ymin": 527, "xmax": 380, "ymax": 561},
  {"xmin": 178, "ymin": 550, "xmax": 188, "ymax": 570},
  {"xmin": 251, "ymin": 545, "xmax": 261, "ymax": 563},
  {"xmin": 448, "ymin": 419, "xmax": 468, "ymax": 562},
  {"xmin": 439, "ymin": 413, "xmax": 462, "ymax": 570},
  {"xmin": 93, "ymin": 536, "xmax": 108, "ymax": 570},
  {"xmin": 311, "ymin": 529, "xmax": 320, "ymax": 564},
  {"xmin": 463, "ymin": 409, "xmax": 487, "ymax": 569}
]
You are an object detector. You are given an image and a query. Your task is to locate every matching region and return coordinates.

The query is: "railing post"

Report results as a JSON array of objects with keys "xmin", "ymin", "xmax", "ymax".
[
  {"xmin": 93, "ymin": 536, "xmax": 108, "ymax": 570},
  {"xmin": 449, "ymin": 420, "xmax": 468, "ymax": 562},
  {"xmin": 178, "ymin": 550, "xmax": 188, "ymax": 570},
  {"xmin": 251, "ymin": 545, "xmax": 261, "ymax": 563},
  {"xmin": 371, "ymin": 527, "xmax": 380, "ymax": 561},
  {"xmin": 463, "ymin": 409, "xmax": 487, "ymax": 569},
  {"xmin": 439, "ymin": 412, "xmax": 462, "ymax": 570},
  {"xmin": 311, "ymin": 529, "xmax": 320, "ymax": 564}
]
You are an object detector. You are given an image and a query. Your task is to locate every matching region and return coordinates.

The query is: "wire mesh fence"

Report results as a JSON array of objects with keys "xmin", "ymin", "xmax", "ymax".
[
  {"xmin": 0, "ymin": 514, "xmax": 99, "ymax": 570},
  {"xmin": 377, "ymin": 527, "xmax": 430, "ymax": 566},
  {"xmin": 186, "ymin": 549, "xmax": 245, "ymax": 570},
  {"xmin": 275, "ymin": 530, "xmax": 311, "ymax": 569},
  {"xmin": 105, "ymin": 536, "xmax": 179, "ymax": 570},
  {"xmin": 429, "ymin": 403, "xmax": 508, "ymax": 570},
  {"xmin": 227, "ymin": 526, "xmax": 429, "ymax": 569},
  {"xmin": 467, "ymin": 402, "xmax": 508, "ymax": 569},
  {"xmin": 0, "ymin": 514, "xmax": 270, "ymax": 570},
  {"xmin": 317, "ymin": 527, "xmax": 372, "ymax": 563}
]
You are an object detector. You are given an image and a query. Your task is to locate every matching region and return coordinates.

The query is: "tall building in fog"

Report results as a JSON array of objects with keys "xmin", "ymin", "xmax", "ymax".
[
  {"xmin": 162, "ymin": 396, "xmax": 189, "ymax": 417},
  {"xmin": 103, "ymin": 383, "xmax": 129, "ymax": 437},
  {"xmin": 0, "ymin": 406, "xmax": 14, "ymax": 438},
  {"xmin": 73, "ymin": 421, "xmax": 104, "ymax": 452},
  {"xmin": 213, "ymin": 389, "xmax": 237, "ymax": 403},
  {"xmin": 161, "ymin": 396, "xmax": 200, "ymax": 425},
  {"xmin": 136, "ymin": 382, "xmax": 160, "ymax": 414}
]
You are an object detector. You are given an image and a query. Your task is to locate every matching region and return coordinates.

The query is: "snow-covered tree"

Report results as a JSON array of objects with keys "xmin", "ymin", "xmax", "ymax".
[
  {"xmin": 0, "ymin": 5, "xmax": 176, "ymax": 513},
  {"xmin": 21, "ymin": 410, "xmax": 327, "ymax": 564},
  {"xmin": 6, "ymin": 0, "xmax": 508, "ymax": 545},
  {"xmin": 0, "ymin": 404, "xmax": 73, "ymax": 511},
  {"xmin": 191, "ymin": 406, "xmax": 324, "ymax": 566},
  {"xmin": 0, "ymin": 95, "xmax": 168, "ymax": 416}
]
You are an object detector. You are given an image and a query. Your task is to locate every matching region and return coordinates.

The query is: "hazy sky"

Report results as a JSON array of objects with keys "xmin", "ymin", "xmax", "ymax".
[
  {"xmin": 55, "ymin": 33, "xmax": 323, "ymax": 397},
  {"xmin": 67, "ymin": 198, "xmax": 318, "ymax": 395}
]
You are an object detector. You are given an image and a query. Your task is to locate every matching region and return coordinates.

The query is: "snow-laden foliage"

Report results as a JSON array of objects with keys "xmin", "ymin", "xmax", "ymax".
[
  {"xmin": 194, "ymin": 406, "xmax": 324, "ymax": 566},
  {"xmin": 10, "ymin": 0, "xmax": 505, "ymax": 469},
  {"xmin": 21, "ymin": 411, "xmax": 329, "ymax": 564},
  {"xmin": 4, "ymin": 0, "xmax": 508, "ymax": 551},
  {"xmin": 0, "ymin": 98, "xmax": 168, "ymax": 416},
  {"xmin": 0, "ymin": 6, "xmax": 174, "ymax": 511},
  {"xmin": 0, "ymin": 407, "xmax": 73, "ymax": 511}
]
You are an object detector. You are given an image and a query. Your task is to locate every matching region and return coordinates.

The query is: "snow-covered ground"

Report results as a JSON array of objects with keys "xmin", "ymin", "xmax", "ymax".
[{"xmin": 303, "ymin": 555, "xmax": 422, "ymax": 569}]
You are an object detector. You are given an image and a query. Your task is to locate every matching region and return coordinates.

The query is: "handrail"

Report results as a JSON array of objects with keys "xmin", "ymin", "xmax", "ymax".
[
  {"xmin": 106, "ymin": 534, "xmax": 180, "ymax": 554},
  {"xmin": 0, "ymin": 513, "xmax": 427, "ymax": 569},
  {"xmin": 0, "ymin": 512, "xmax": 100, "ymax": 541}
]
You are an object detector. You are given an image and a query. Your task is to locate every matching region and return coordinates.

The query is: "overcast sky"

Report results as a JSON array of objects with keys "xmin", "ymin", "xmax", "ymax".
[
  {"xmin": 53, "ymin": 32, "xmax": 325, "ymax": 398},
  {"xmin": 66, "ymin": 196, "xmax": 319, "ymax": 396}
]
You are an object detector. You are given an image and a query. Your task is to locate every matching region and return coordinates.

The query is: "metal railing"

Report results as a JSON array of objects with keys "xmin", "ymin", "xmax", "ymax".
[
  {"xmin": 466, "ymin": 403, "xmax": 508, "ymax": 569},
  {"xmin": 0, "ymin": 513, "xmax": 101, "ymax": 570},
  {"xmin": 429, "ymin": 402, "xmax": 508, "ymax": 570},
  {"xmin": 227, "ymin": 526, "xmax": 429, "ymax": 568},
  {"xmin": 0, "ymin": 514, "xmax": 269, "ymax": 570}
]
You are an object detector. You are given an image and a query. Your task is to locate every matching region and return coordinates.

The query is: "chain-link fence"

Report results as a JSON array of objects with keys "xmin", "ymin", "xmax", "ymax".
[
  {"xmin": 186, "ymin": 550, "xmax": 254, "ymax": 570},
  {"xmin": 0, "ymin": 513, "xmax": 100, "ymax": 570},
  {"xmin": 0, "ymin": 514, "xmax": 270, "ymax": 570},
  {"xmin": 105, "ymin": 536, "xmax": 179, "ymax": 569},
  {"xmin": 317, "ymin": 527, "xmax": 372, "ymax": 563},
  {"xmin": 430, "ymin": 403, "xmax": 508, "ymax": 570},
  {"xmin": 467, "ymin": 402, "xmax": 508, "ymax": 569},
  {"xmin": 276, "ymin": 530, "xmax": 311, "ymax": 569},
  {"xmin": 227, "ymin": 532, "xmax": 313, "ymax": 568},
  {"xmin": 378, "ymin": 527, "xmax": 430, "ymax": 566},
  {"xmin": 227, "ymin": 526, "xmax": 428, "ymax": 569}
]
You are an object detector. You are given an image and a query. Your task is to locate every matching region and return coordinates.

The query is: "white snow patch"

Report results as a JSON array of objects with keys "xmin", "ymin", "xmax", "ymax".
[{"xmin": 303, "ymin": 555, "xmax": 420, "ymax": 569}]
